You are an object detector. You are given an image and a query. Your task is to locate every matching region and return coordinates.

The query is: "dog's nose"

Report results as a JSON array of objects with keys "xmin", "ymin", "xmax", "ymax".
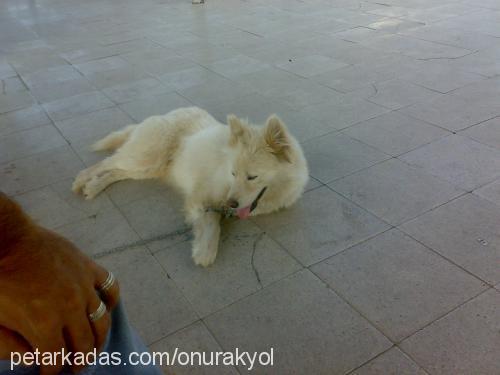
[{"xmin": 227, "ymin": 199, "xmax": 239, "ymax": 208}]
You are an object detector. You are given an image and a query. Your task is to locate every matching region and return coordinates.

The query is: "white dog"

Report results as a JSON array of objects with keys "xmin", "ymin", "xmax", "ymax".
[{"xmin": 73, "ymin": 107, "xmax": 308, "ymax": 266}]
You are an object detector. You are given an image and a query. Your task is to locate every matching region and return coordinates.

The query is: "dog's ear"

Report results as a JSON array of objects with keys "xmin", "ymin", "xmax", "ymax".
[
  {"xmin": 228, "ymin": 114, "xmax": 246, "ymax": 146},
  {"xmin": 264, "ymin": 115, "xmax": 291, "ymax": 163}
]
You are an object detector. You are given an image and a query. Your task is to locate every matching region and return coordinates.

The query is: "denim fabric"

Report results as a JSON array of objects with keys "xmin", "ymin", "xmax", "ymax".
[{"xmin": 0, "ymin": 302, "xmax": 162, "ymax": 375}]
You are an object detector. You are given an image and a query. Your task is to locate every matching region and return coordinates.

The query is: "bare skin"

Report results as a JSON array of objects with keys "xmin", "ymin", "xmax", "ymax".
[{"xmin": 0, "ymin": 193, "xmax": 120, "ymax": 374}]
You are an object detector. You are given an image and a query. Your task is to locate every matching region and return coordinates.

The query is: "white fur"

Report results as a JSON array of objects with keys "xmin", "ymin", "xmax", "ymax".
[{"xmin": 73, "ymin": 107, "xmax": 308, "ymax": 266}]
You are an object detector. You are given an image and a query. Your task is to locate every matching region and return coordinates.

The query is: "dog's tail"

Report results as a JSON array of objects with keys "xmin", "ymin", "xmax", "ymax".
[{"xmin": 92, "ymin": 124, "xmax": 136, "ymax": 151}]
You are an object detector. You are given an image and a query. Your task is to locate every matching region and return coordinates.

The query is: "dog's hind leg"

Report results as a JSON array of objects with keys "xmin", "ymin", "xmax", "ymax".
[
  {"xmin": 81, "ymin": 167, "xmax": 158, "ymax": 200},
  {"xmin": 72, "ymin": 160, "xmax": 110, "ymax": 194},
  {"xmin": 81, "ymin": 169, "xmax": 127, "ymax": 199},
  {"xmin": 73, "ymin": 154, "xmax": 158, "ymax": 199}
]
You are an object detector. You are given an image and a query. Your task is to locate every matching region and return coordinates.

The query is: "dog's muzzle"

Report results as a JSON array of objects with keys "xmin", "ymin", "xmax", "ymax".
[{"xmin": 205, "ymin": 186, "xmax": 267, "ymax": 218}]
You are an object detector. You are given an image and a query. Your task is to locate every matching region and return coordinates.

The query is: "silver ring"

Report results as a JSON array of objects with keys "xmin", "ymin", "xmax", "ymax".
[
  {"xmin": 98, "ymin": 271, "xmax": 115, "ymax": 293},
  {"xmin": 89, "ymin": 301, "xmax": 106, "ymax": 322}
]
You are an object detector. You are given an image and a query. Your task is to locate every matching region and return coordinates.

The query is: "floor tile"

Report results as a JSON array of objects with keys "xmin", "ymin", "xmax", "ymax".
[
  {"xmin": 119, "ymin": 92, "xmax": 192, "ymax": 122},
  {"xmin": 399, "ymin": 63, "xmax": 484, "ymax": 94},
  {"xmin": 473, "ymin": 178, "xmax": 500, "ymax": 207},
  {"xmin": 28, "ymin": 77, "xmax": 95, "ymax": 103},
  {"xmin": 0, "ymin": 146, "xmax": 83, "ymax": 195},
  {"xmin": 367, "ymin": 18, "xmax": 425, "ymax": 33},
  {"xmin": 75, "ymin": 56, "xmax": 130, "ymax": 75},
  {"xmin": 61, "ymin": 42, "xmax": 142, "ymax": 64},
  {"xmin": 400, "ymin": 24, "xmax": 500, "ymax": 51},
  {"xmin": 305, "ymin": 176, "xmax": 323, "ymax": 191},
  {"xmin": 85, "ymin": 65, "xmax": 152, "ymax": 90},
  {"xmin": 360, "ymin": 79, "xmax": 442, "ymax": 110},
  {"xmin": 400, "ymin": 289, "xmax": 500, "ymax": 375},
  {"xmin": 399, "ymin": 93, "xmax": 500, "ymax": 132},
  {"xmin": 206, "ymin": 55, "xmax": 270, "ymax": 79},
  {"xmin": 22, "ymin": 65, "xmax": 83, "ymax": 87},
  {"xmin": 98, "ymin": 246, "xmax": 198, "ymax": 344},
  {"xmin": 446, "ymin": 52, "xmax": 500, "ymax": 78},
  {"xmin": 104, "ymin": 179, "xmax": 170, "ymax": 207},
  {"xmin": 119, "ymin": 192, "xmax": 190, "ymax": 252},
  {"xmin": 330, "ymin": 159, "xmax": 464, "ymax": 225},
  {"xmin": 14, "ymin": 178, "xmax": 115, "ymax": 229},
  {"xmin": 303, "ymin": 132, "xmax": 390, "ymax": 183},
  {"xmin": 460, "ymin": 116, "xmax": 500, "ymax": 150},
  {"xmin": 322, "ymin": 8, "xmax": 385, "ymax": 26},
  {"xmin": 155, "ymin": 220, "xmax": 301, "ymax": 317},
  {"xmin": 0, "ymin": 61, "xmax": 16, "ymax": 79},
  {"xmin": 0, "ymin": 90, "xmax": 35, "ymax": 113},
  {"xmin": 334, "ymin": 27, "xmax": 388, "ymax": 43},
  {"xmin": 0, "ymin": 105, "xmax": 51, "ymax": 137},
  {"xmin": 102, "ymin": 77, "xmax": 172, "ymax": 104},
  {"xmin": 157, "ymin": 66, "xmax": 227, "ymax": 91},
  {"xmin": 252, "ymin": 186, "xmax": 390, "ymax": 266},
  {"xmin": 332, "ymin": 41, "xmax": 405, "ymax": 65},
  {"xmin": 312, "ymin": 229, "xmax": 486, "ymax": 341},
  {"xmin": 300, "ymin": 97, "xmax": 390, "ymax": 130},
  {"xmin": 400, "ymin": 194, "xmax": 500, "ymax": 284},
  {"xmin": 55, "ymin": 202, "xmax": 140, "ymax": 257},
  {"xmin": 0, "ymin": 124, "xmax": 67, "ymax": 164},
  {"xmin": 312, "ymin": 64, "xmax": 396, "ymax": 93},
  {"xmin": 451, "ymin": 76, "xmax": 500, "ymax": 101},
  {"xmin": 8, "ymin": 51, "xmax": 67, "ymax": 74},
  {"xmin": 400, "ymin": 135, "xmax": 500, "ymax": 191},
  {"xmin": 271, "ymin": 80, "xmax": 345, "ymax": 110},
  {"xmin": 129, "ymin": 55, "xmax": 198, "ymax": 77},
  {"xmin": 402, "ymin": 78, "xmax": 500, "ymax": 131},
  {"xmin": 365, "ymin": 34, "xmax": 471, "ymax": 60},
  {"xmin": 43, "ymin": 91, "xmax": 115, "ymax": 121},
  {"xmin": 276, "ymin": 55, "xmax": 348, "ymax": 78},
  {"xmin": 149, "ymin": 321, "xmax": 238, "ymax": 375},
  {"xmin": 1, "ymin": 1, "xmax": 499, "ymax": 371},
  {"xmin": 1, "ymin": 76, "xmax": 27, "ymax": 93},
  {"xmin": 178, "ymin": 78, "xmax": 254, "ymax": 108},
  {"xmin": 55, "ymin": 108, "xmax": 132, "ymax": 152},
  {"xmin": 342, "ymin": 111, "xmax": 449, "ymax": 156},
  {"xmin": 119, "ymin": 47, "xmax": 179, "ymax": 66},
  {"xmin": 177, "ymin": 43, "xmax": 239, "ymax": 65},
  {"xmin": 352, "ymin": 347, "xmax": 427, "ymax": 375},
  {"xmin": 205, "ymin": 269, "xmax": 391, "ymax": 374},
  {"xmin": 233, "ymin": 67, "xmax": 307, "ymax": 99}
]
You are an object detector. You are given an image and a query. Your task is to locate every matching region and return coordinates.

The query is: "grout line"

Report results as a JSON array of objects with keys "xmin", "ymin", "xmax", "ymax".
[
  {"xmin": 399, "ymin": 224, "xmax": 494, "ymax": 288},
  {"xmin": 306, "ymin": 225, "xmax": 395, "ymax": 269},
  {"xmin": 395, "ymin": 287, "xmax": 493, "ymax": 345},
  {"xmin": 200, "ymin": 320, "xmax": 244, "ymax": 375},
  {"xmin": 200, "ymin": 268, "xmax": 305, "ymax": 321}
]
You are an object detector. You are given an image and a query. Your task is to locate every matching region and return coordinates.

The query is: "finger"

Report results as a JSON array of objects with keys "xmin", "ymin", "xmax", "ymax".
[
  {"xmin": 0, "ymin": 326, "xmax": 31, "ymax": 359},
  {"xmin": 87, "ymin": 296, "xmax": 111, "ymax": 353},
  {"xmin": 92, "ymin": 263, "xmax": 120, "ymax": 309},
  {"xmin": 63, "ymin": 318, "xmax": 94, "ymax": 373},
  {"xmin": 37, "ymin": 335, "xmax": 67, "ymax": 375}
]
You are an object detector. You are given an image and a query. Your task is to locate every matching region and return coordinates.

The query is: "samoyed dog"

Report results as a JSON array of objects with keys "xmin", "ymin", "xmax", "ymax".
[{"xmin": 73, "ymin": 107, "xmax": 308, "ymax": 266}]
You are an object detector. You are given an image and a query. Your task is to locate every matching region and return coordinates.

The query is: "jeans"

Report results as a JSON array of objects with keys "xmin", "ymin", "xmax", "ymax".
[{"xmin": 0, "ymin": 302, "xmax": 162, "ymax": 375}]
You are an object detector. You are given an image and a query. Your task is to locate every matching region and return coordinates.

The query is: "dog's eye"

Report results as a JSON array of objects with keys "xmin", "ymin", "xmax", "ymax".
[{"xmin": 247, "ymin": 175, "xmax": 258, "ymax": 181}]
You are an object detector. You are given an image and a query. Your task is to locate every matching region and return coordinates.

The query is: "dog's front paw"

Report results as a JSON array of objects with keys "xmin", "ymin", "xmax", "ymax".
[{"xmin": 192, "ymin": 246, "xmax": 217, "ymax": 267}]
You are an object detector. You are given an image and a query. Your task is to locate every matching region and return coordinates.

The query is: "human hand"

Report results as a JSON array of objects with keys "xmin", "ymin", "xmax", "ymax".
[{"xmin": 0, "ymin": 194, "xmax": 120, "ymax": 374}]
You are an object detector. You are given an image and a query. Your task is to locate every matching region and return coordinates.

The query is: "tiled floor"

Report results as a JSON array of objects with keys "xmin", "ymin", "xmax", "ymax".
[{"xmin": 2, "ymin": 0, "xmax": 500, "ymax": 373}]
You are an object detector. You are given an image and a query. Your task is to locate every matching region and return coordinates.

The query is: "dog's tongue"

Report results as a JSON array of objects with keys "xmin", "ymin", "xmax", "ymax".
[{"xmin": 236, "ymin": 206, "xmax": 251, "ymax": 219}]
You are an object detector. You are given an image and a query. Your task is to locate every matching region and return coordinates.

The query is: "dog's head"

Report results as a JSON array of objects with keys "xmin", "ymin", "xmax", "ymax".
[{"xmin": 225, "ymin": 114, "xmax": 292, "ymax": 219}]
